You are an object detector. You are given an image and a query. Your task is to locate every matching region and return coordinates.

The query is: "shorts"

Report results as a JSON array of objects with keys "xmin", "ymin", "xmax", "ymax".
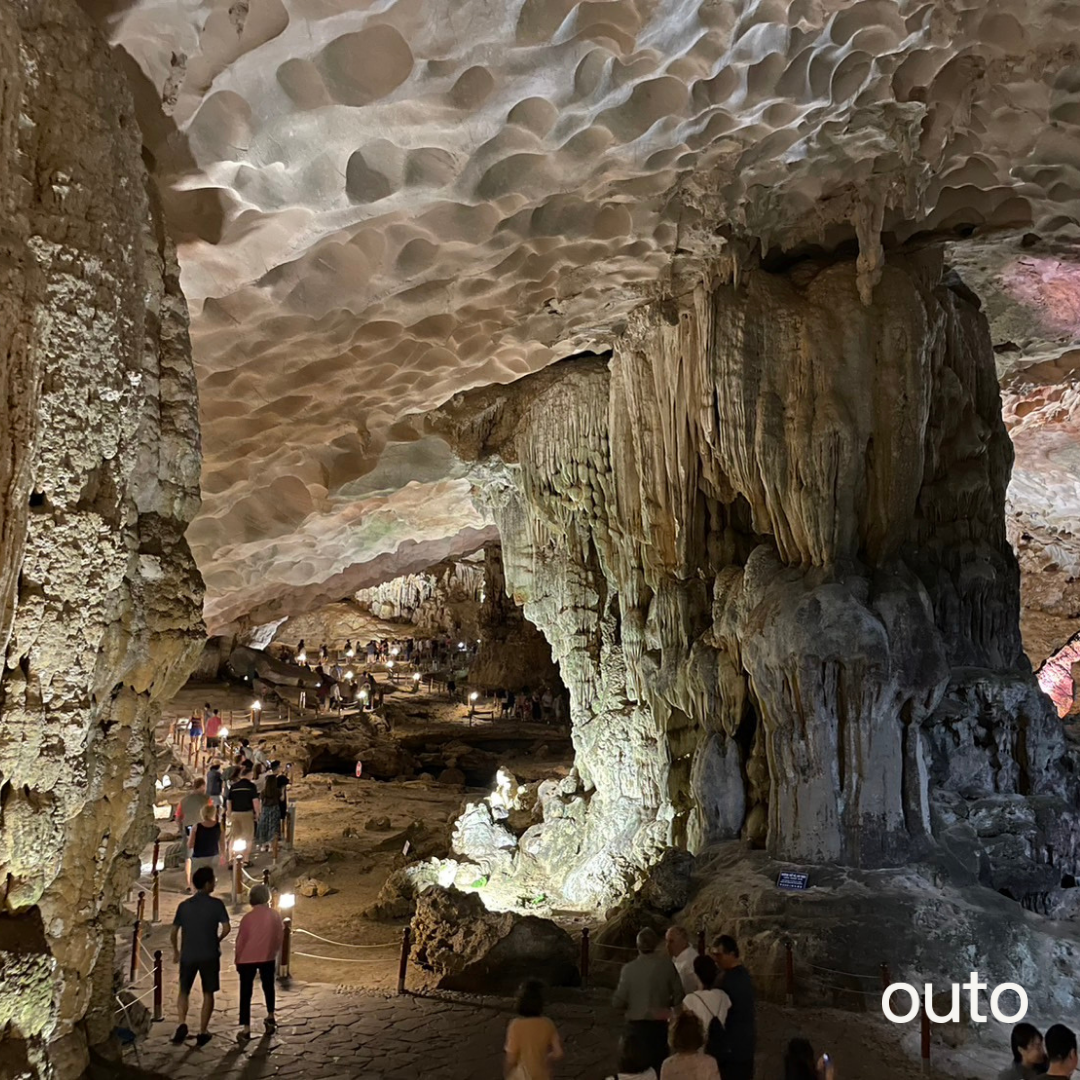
[
  {"xmin": 189, "ymin": 855, "xmax": 219, "ymax": 876},
  {"xmin": 205, "ymin": 736, "xmax": 220, "ymax": 748},
  {"xmin": 179, "ymin": 958, "xmax": 220, "ymax": 995},
  {"xmin": 230, "ymin": 810, "xmax": 255, "ymax": 847}
]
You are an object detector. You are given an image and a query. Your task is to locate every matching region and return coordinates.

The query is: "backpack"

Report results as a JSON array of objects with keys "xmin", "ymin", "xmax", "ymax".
[{"xmin": 690, "ymin": 993, "xmax": 728, "ymax": 1062}]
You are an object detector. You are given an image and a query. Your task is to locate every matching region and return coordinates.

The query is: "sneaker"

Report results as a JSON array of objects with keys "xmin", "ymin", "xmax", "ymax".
[
  {"xmin": 195, "ymin": 1032, "xmax": 213, "ymax": 1047},
  {"xmin": 264, "ymin": 1017, "xmax": 276, "ymax": 1033},
  {"xmin": 170, "ymin": 1024, "xmax": 188, "ymax": 1045},
  {"xmin": 237, "ymin": 1029, "xmax": 252, "ymax": 1044}
]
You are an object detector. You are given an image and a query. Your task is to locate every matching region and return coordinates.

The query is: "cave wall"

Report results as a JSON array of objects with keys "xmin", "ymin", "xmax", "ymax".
[
  {"xmin": 430, "ymin": 250, "xmax": 1075, "ymax": 909},
  {"xmin": 0, "ymin": 3, "xmax": 204, "ymax": 1075}
]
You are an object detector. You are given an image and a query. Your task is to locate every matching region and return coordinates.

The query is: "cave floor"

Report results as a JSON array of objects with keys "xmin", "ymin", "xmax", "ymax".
[
  {"xmin": 156, "ymin": 680, "xmax": 573, "ymax": 989},
  {"xmin": 141, "ymin": 682, "xmax": 995, "ymax": 1079}
]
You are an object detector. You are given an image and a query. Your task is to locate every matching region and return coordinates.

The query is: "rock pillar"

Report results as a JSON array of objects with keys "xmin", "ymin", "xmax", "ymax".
[
  {"xmin": 0, "ymin": 3, "xmax": 204, "ymax": 1075},
  {"xmin": 430, "ymin": 251, "xmax": 1073, "ymax": 910}
]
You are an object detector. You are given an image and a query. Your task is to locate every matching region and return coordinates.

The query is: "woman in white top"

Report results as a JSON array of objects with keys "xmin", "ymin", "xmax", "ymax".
[{"xmin": 680, "ymin": 955, "xmax": 731, "ymax": 1062}]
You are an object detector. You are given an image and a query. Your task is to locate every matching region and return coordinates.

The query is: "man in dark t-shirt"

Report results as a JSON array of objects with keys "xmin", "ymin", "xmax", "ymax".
[
  {"xmin": 712, "ymin": 934, "xmax": 756, "ymax": 1080},
  {"xmin": 170, "ymin": 866, "xmax": 231, "ymax": 1046},
  {"xmin": 226, "ymin": 767, "xmax": 260, "ymax": 859}
]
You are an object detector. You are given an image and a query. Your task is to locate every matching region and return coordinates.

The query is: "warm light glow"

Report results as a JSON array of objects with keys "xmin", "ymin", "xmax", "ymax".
[
  {"xmin": 220, "ymin": 727, "xmax": 229, "ymax": 738},
  {"xmin": 386, "ymin": 660, "xmax": 394, "ymax": 669},
  {"xmin": 251, "ymin": 700, "xmax": 261, "ymax": 710},
  {"xmin": 390, "ymin": 646, "xmax": 399, "ymax": 656},
  {"xmin": 345, "ymin": 671, "xmax": 354, "ymax": 680},
  {"xmin": 298, "ymin": 651, "xmax": 306, "ymax": 663},
  {"xmin": 470, "ymin": 691, "xmax": 479, "ymax": 702},
  {"xmin": 232, "ymin": 839, "xmax": 248, "ymax": 854},
  {"xmin": 279, "ymin": 893, "xmax": 295, "ymax": 910},
  {"xmin": 360, "ymin": 689, "xmax": 369, "ymax": 700},
  {"xmin": 458, "ymin": 641, "xmax": 465, "ymax": 649},
  {"xmin": 412, "ymin": 672, "xmax": 421, "ymax": 682},
  {"xmin": 346, "ymin": 648, "xmax": 354, "ymax": 657}
]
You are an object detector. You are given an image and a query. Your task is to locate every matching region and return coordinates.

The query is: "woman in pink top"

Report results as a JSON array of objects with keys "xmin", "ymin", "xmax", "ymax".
[{"xmin": 234, "ymin": 884, "xmax": 284, "ymax": 1041}]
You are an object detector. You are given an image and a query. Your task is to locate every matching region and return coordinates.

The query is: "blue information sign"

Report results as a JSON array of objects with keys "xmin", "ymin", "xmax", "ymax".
[{"xmin": 777, "ymin": 872, "xmax": 809, "ymax": 891}]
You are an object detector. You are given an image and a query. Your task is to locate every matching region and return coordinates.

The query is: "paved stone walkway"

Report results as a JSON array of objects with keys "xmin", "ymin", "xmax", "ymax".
[{"xmin": 131, "ymin": 986, "xmax": 621, "ymax": 1080}]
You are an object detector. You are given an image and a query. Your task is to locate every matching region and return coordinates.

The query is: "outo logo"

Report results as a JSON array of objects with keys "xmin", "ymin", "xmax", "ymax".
[{"xmin": 882, "ymin": 974, "xmax": 1028, "ymax": 1024}]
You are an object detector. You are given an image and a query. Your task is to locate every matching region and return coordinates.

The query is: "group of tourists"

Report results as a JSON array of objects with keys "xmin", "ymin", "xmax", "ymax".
[
  {"xmin": 493, "ymin": 686, "xmax": 566, "ymax": 724},
  {"xmin": 174, "ymin": 742, "xmax": 291, "ymax": 886},
  {"xmin": 502, "ymin": 927, "xmax": 759, "ymax": 1080},
  {"xmin": 1000, "ymin": 1021, "xmax": 1079, "ymax": 1079},
  {"xmin": 170, "ymin": 870, "xmax": 282, "ymax": 1047}
]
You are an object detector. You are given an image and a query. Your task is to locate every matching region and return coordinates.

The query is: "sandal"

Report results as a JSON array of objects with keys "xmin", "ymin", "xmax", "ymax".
[{"xmin": 264, "ymin": 1018, "xmax": 277, "ymax": 1033}]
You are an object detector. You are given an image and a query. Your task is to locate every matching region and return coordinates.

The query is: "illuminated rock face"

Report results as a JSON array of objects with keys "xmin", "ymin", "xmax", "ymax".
[
  {"xmin": 0, "ymin": 3, "xmax": 203, "ymax": 1075},
  {"xmin": 431, "ymin": 252, "xmax": 1076, "ymax": 909}
]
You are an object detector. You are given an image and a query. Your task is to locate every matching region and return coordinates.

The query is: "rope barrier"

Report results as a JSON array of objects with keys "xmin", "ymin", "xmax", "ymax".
[
  {"xmin": 117, "ymin": 987, "xmax": 155, "ymax": 1008},
  {"xmin": 291, "ymin": 950, "xmax": 394, "ymax": 964},
  {"xmin": 292, "ymin": 927, "xmax": 397, "ymax": 950},
  {"xmin": 805, "ymin": 962, "xmax": 880, "ymax": 981}
]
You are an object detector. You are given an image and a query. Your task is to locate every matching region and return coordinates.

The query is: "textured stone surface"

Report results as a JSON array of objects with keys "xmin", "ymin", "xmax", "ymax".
[
  {"xmin": 411, "ymin": 886, "xmax": 579, "ymax": 992},
  {"xmin": 429, "ymin": 251, "xmax": 1077, "ymax": 911},
  {"xmin": 79, "ymin": 0, "xmax": 1080, "ymax": 628},
  {"xmin": 0, "ymin": 3, "xmax": 203, "ymax": 1074}
]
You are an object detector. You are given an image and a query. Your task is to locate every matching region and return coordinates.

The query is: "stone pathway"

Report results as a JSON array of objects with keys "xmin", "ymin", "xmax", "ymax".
[{"xmin": 130, "ymin": 986, "xmax": 621, "ymax": 1080}]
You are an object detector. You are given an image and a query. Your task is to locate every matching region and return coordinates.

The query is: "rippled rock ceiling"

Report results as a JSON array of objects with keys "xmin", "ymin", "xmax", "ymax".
[{"xmin": 84, "ymin": 0, "xmax": 1080, "ymax": 637}]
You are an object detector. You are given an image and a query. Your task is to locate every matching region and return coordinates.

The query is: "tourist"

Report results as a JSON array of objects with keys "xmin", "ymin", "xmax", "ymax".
[
  {"xmin": 665, "ymin": 927, "xmax": 700, "ymax": 993},
  {"xmin": 170, "ymin": 866, "xmax": 231, "ymax": 1047},
  {"xmin": 1046, "ymin": 1025, "xmax": 1078, "ymax": 1078},
  {"xmin": 188, "ymin": 803, "xmax": 222, "ymax": 877},
  {"xmin": 606, "ymin": 1031, "xmax": 659, "ymax": 1080},
  {"xmin": 1000, "ymin": 1023, "xmax": 1047, "ymax": 1079},
  {"xmin": 205, "ymin": 708, "xmax": 223, "ymax": 750},
  {"xmin": 541, "ymin": 687, "xmax": 554, "ymax": 720},
  {"xmin": 298, "ymin": 679, "xmax": 307, "ymax": 710},
  {"xmin": 711, "ymin": 935, "xmax": 755, "ymax": 1080},
  {"xmin": 659, "ymin": 1013, "xmax": 719, "ymax": 1080},
  {"xmin": 202, "ymin": 702, "xmax": 213, "ymax": 728},
  {"xmin": 612, "ymin": 928, "xmax": 685, "ymax": 1076},
  {"xmin": 234, "ymin": 883, "xmax": 284, "ymax": 1041},
  {"xmin": 320, "ymin": 642, "xmax": 328, "ymax": 661},
  {"xmin": 531, "ymin": 690, "xmax": 542, "ymax": 722},
  {"xmin": 504, "ymin": 979, "xmax": 563, "ymax": 1080},
  {"xmin": 256, "ymin": 762, "xmax": 284, "ymax": 852},
  {"xmin": 188, "ymin": 712, "xmax": 204, "ymax": 754},
  {"xmin": 681, "ymin": 955, "xmax": 730, "ymax": 1066},
  {"xmin": 226, "ymin": 764, "xmax": 260, "ymax": 861},
  {"xmin": 205, "ymin": 761, "xmax": 224, "ymax": 809},
  {"xmin": 177, "ymin": 778, "xmax": 209, "ymax": 887},
  {"xmin": 782, "ymin": 1038, "xmax": 835, "ymax": 1080}
]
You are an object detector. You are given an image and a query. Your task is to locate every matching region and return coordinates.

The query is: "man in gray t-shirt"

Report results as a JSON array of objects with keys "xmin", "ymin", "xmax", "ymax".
[
  {"xmin": 169, "ymin": 866, "xmax": 231, "ymax": 1047},
  {"xmin": 613, "ymin": 928, "xmax": 684, "ymax": 1075}
]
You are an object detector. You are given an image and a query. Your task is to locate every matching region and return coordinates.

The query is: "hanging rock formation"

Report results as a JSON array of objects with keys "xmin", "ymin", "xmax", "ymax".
[
  {"xmin": 430, "ymin": 250, "xmax": 1077, "ymax": 910},
  {"xmin": 470, "ymin": 545, "xmax": 561, "ymax": 693},
  {"xmin": 0, "ymin": 3, "xmax": 203, "ymax": 1076}
]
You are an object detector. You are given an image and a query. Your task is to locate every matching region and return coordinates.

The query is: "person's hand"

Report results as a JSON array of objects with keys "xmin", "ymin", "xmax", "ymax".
[{"xmin": 817, "ymin": 1054, "xmax": 836, "ymax": 1080}]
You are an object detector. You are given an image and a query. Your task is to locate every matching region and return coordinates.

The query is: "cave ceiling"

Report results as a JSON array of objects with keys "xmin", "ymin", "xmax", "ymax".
[{"xmin": 81, "ymin": 0, "xmax": 1080, "ymax": 638}]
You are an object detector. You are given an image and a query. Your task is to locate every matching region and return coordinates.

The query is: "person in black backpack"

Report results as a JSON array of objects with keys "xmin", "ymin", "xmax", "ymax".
[{"xmin": 681, "ymin": 955, "xmax": 731, "ymax": 1068}]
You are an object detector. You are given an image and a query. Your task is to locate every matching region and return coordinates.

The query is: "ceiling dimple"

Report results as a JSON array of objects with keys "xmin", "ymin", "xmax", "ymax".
[{"xmin": 89, "ymin": 0, "xmax": 1080, "ymax": 631}]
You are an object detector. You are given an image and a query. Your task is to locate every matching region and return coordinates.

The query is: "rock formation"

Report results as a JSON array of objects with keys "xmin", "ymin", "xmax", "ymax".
[
  {"xmin": 430, "ymin": 249, "xmax": 1078, "ymax": 911},
  {"xmin": 470, "ymin": 546, "xmax": 561, "ymax": 693},
  {"xmin": 0, "ymin": 3, "xmax": 203, "ymax": 1075}
]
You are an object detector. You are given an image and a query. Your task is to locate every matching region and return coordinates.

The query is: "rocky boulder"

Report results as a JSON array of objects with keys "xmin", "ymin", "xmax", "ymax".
[
  {"xmin": 410, "ymin": 886, "xmax": 579, "ymax": 992},
  {"xmin": 637, "ymin": 848, "xmax": 696, "ymax": 914}
]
